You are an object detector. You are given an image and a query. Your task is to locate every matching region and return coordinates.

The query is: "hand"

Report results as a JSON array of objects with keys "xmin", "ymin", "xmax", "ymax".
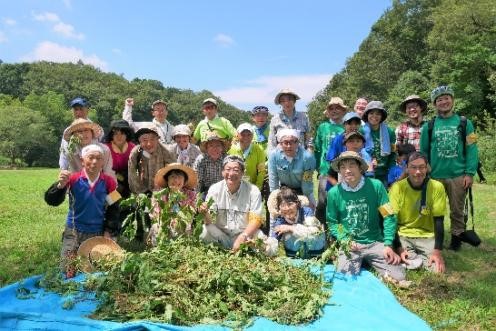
[
  {"xmin": 125, "ymin": 98, "xmax": 134, "ymax": 106},
  {"xmin": 383, "ymin": 246, "xmax": 401, "ymax": 265},
  {"xmin": 398, "ymin": 247, "xmax": 409, "ymax": 264},
  {"xmin": 428, "ymin": 249, "xmax": 445, "ymax": 273},
  {"xmin": 350, "ymin": 241, "xmax": 361, "ymax": 251},
  {"xmin": 232, "ymin": 233, "xmax": 248, "ymax": 252},
  {"xmin": 197, "ymin": 203, "xmax": 211, "ymax": 224},
  {"xmin": 274, "ymin": 224, "xmax": 293, "ymax": 235},
  {"xmin": 463, "ymin": 175, "xmax": 473, "ymax": 189},
  {"xmin": 57, "ymin": 170, "xmax": 71, "ymax": 188}
]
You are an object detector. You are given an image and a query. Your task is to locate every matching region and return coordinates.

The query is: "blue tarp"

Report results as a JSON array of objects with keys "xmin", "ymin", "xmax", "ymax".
[{"xmin": 0, "ymin": 266, "xmax": 431, "ymax": 330}]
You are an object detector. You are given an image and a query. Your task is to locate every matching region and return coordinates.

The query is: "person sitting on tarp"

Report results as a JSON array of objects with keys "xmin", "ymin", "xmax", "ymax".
[
  {"xmin": 268, "ymin": 187, "xmax": 326, "ymax": 258},
  {"xmin": 198, "ymin": 155, "xmax": 278, "ymax": 256},
  {"xmin": 44, "ymin": 144, "xmax": 121, "ymax": 277},
  {"xmin": 389, "ymin": 152, "xmax": 447, "ymax": 273},
  {"xmin": 326, "ymin": 151, "xmax": 408, "ymax": 287}
]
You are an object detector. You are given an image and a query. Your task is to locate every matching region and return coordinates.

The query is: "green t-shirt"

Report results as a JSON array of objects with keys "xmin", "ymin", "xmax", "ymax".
[
  {"xmin": 419, "ymin": 114, "xmax": 479, "ymax": 178},
  {"xmin": 314, "ymin": 121, "xmax": 344, "ymax": 175},
  {"xmin": 326, "ymin": 177, "xmax": 397, "ymax": 245},
  {"xmin": 228, "ymin": 142, "xmax": 266, "ymax": 190},
  {"xmin": 389, "ymin": 178, "xmax": 446, "ymax": 238},
  {"xmin": 370, "ymin": 126, "xmax": 397, "ymax": 177},
  {"xmin": 193, "ymin": 116, "xmax": 237, "ymax": 142}
]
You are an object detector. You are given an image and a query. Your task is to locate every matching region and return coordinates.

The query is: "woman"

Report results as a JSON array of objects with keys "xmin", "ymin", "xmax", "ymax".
[
  {"xmin": 166, "ymin": 124, "xmax": 201, "ymax": 168},
  {"xmin": 103, "ymin": 119, "xmax": 135, "ymax": 198},
  {"xmin": 148, "ymin": 163, "xmax": 198, "ymax": 245},
  {"xmin": 269, "ymin": 187, "xmax": 326, "ymax": 258},
  {"xmin": 61, "ymin": 118, "xmax": 115, "ymax": 178}
]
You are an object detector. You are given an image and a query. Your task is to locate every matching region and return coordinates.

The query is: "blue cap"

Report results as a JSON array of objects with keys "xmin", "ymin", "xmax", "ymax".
[
  {"xmin": 70, "ymin": 97, "xmax": 89, "ymax": 108},
  {"xmin": 343, "ymin": 112, "xmax": 361, "ymax": 123}
]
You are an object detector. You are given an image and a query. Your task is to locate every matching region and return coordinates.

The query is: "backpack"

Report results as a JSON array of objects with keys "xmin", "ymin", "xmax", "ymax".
[{"xmin": 426, "ymin": 115, "xmax": 467, "ymax": 161}]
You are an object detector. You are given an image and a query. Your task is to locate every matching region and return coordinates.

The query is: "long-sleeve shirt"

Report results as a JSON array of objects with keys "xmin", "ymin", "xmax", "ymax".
[
  {"xmin": 193, "ymin": 153, "xmax": 226, "ymax": 194},
  {"xmin": 395, "ymin": 120, "xmax": 425, "ymax": 151},
  {"xmin": 228, "ymin": 142, "xmax": 266, "ymax": 190},
  {"xmin": 326, "ymin": 177, "xmax": 397, "ymax": 246},
  {"xmin": 419, "ymin": 113, "xmax": 478, "ymax": 178},
  {"xmin": 165, "ymin": 143, "xmax": 202, "ymax": 168},
  {"xmin": 192, "ymin": 115, "xmax": 236, "ymax": 142},
  {"xmin": 123, "ymin": 104, "xmax": 173, "ymax": 144},
  {"xmin": 268, "ymin": 111, "xmax": 312, "ymax": 153},
  {"xmin": 60, "ymin": 141, "xmax": 116, "ymax": 180},
  {"xmin": 314, "ymin": 121, "xmax": 344, "ymax": 175},
  {"xmin": 128, "ymin": 144, "xmax": 176, "ymax": 194},
  {"xmin": 268, "ymin": 146, "xmax": 316, "ymax": 206}
]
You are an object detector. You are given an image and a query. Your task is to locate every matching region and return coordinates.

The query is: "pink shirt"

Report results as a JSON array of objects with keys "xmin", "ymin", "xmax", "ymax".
[{"xmin": 106, "ymin": 142, "xmax": 135, "ymax": 174}]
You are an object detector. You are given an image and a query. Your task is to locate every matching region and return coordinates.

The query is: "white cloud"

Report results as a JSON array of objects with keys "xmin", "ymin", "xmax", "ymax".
[
  {"xmin": 33, "ymin": 12, "xmax": 60, "ymax": 22},
  {"xmin": 3, "ymin": 18, "xmax": 16, "ymax": 26},
  {"xmin": 0, "ymin": 31, "xmax": 7, "ymax": 43},
  {"xmin": 214, "ymin": 74, "xmax": 332, "ymax": 111},
  {"xmin": 32, "ymin": 11, "xmax": 84, "ymax": 40},
  {"xmin": 213, "ymin": 33, "xmax": 234, "ymax": 47},
  {"xmin": 53, "ymin": 22, "xmax": 84, "ymax": 40},
  {"xmin": 20, "ymin": 41, "xmax": 108, "ymax": 71}
]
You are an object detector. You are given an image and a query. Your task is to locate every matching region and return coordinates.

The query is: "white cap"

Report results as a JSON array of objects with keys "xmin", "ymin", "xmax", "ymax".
[
  {"xmin": 276, "ymin": 128, "xmax": 299, "ymax": 142},
  {"xmin": 236, "ymin": 123, "xmax": 254, "ymax": 134}
]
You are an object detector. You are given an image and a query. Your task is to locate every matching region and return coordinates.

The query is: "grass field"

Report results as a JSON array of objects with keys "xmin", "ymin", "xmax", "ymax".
[{"xmin": 0, "ymin": 169, "xmax": 495, "ymax": 329}]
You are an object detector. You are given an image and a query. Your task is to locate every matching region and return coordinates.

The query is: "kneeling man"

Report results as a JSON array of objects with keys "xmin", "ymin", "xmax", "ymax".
[
  {"xmin": 326, "ymin": 151, "xmax": 406, "ymax": 284},
  {"xmin": 389, "ymin": 152, "xmax": 446, "ymax": 273},
  {"xmin": 199, "ymin": 155, "xmax": 277, "ymax": 255}
]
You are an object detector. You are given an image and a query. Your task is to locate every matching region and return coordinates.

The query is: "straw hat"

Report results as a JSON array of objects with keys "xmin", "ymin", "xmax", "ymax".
[
  {"xmin": 331, "ymin": 151, "xmax": 368, "ymax": 173},
  {"xmin": 324, "ymin": 97, "xmax": 348, "ymax": 114},
  {"xmin": 200, "ymin": 131, "xmax": 230, "ymax": 153},
  {"xmin": 63, "ymin": 119, "xmax": 103, "ymax": 142},
  {"xmin": 77, "ymin": 236, "xmax": 123, "ymax": 272},
  {"xmin": 274, "ymin": 88, "xmax": 300, "ymax": 105},
  {"xmin": 154, "ymin": 163, "xmax": 198, "ymax": 190}
]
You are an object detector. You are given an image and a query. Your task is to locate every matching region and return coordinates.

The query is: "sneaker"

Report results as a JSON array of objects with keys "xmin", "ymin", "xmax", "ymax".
[{"xmin": 449, "ymin": 234, "xmax": 462, "ymax": 251}]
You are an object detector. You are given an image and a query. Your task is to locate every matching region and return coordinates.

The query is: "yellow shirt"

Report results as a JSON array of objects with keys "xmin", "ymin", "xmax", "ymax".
[{"xmin": 389, "ymin": 178, "xmax": 446, "ymax": 238}]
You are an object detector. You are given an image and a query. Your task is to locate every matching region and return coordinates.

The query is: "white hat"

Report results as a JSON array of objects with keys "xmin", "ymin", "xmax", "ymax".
[
  {"xmin": 236, "ymin": 123, "xmax": 254, "ymax": 134},
  {"xmin": 172, "ymin": 124, "xmax": 191, "ymax": 137},
  {"xmin": 276, "ymin": 128, "xmax": 299, "ymax": 142}
]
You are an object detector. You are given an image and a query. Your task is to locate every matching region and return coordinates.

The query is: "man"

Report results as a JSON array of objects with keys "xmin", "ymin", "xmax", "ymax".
[
  {"xmin": 389, "ymin": 152, "xmax": 447, "ymax": 273},
  {"xmin": 268, "ymin": 88, "xmax": 312, "ymax": 152},
  {"xmin": 193, "ymin": 131, "xmax": 229, "ymax": 196},
  {"xmin": 123, "ymin": 98, "xmax": 174, "ymax": 144},
  {"xmin": 326, "ymin": 151, "xmax": 407, "ymax": 285},
  {"xmin": 59, "ymin": 97, "xmax": 100, "ymax": 169},
  {"xmin": 353, "ymin": 97, "xmax": 368, "ymax": 120},
  {"xmin": 395, "ymin": 95, "xmax": 427, "ymax": 151},
  {"xmin": 420, "ymin": 85, "xmax": 479, "ymax": 251},
  {"xmin": 198, "ymin": 155, "xmax": 278, "ymax": 255},
  {"xmin": 228, "ymin": 123, "xmax": 266, "ymax": 191},
  {"xmin": 166, "ymin": 124, "xmax": 201, "ymax": 168},
  {"xmin": 268, "ymin": 129, "xmax": 316, "ymax": 208},
  {"xmin": 128, "ymin": 123, "xmax": 176, "ymax": 194},
  {"xmin": 250, "ymin": 105, "xmax": 271, "ymax": 152},
  {"xmin": 193, "ymin": 98, "xmax": 236, "ymax": 143},
  {"xmin": 314, "ymin": 97, "xmax": 346, "ymax": 222}
]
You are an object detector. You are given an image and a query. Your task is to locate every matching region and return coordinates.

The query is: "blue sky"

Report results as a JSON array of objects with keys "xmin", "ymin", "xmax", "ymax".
[{"xmin": 0, "ymin": 0, "xmax": 391, "ymax": 112}]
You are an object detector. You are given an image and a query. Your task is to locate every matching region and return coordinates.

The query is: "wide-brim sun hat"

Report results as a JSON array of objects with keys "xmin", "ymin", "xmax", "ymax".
[
  {"xmin": 154, "ymin": 163, "xmax": 198, "ymax": 190},
  {"xmin": 77, "ymin": 236, "xmax": 124, "ymax": 272},
  {"xmin": 172, "ymin": 124, "xmax": 192, "ymax": 137},
  {"xmin": 266, "ymin": 189, "xmax": 309, "ymax": 219},
  {"xmin": 63, "ymin": 119, "xmax": 104, "ymax": 142},
  {"xmin": 363, "ymin": 101, "xmax": 388, "ymax": 123},
  {"xmin": 274, "ymin": 88, "xmax": 300, "ymax": 105},
  {"xmin": 324, "ymin": 97, "xmax": 348, "ymax": 114},
  {"xmin": 331, "ymin": 150, "xmax": 368, "ymax": 173},
  {"xmin": 399, "ymin": 95, "xmax": 428, "ymax": 113},
  {"xmin": 200, "ymin": 131, "xmax": 230, "ymax": 153}
]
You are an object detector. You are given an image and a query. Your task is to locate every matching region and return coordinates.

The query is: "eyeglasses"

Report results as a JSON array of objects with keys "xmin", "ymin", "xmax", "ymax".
[{"xmin": 280, "ymin": 140, "xmax": 298, "ymax": 146}]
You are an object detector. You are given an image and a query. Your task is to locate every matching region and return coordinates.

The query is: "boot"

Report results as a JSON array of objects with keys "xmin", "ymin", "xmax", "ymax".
[{"xmin": 449, "ymin": 234, "xmax": 462, "ymax": 251}]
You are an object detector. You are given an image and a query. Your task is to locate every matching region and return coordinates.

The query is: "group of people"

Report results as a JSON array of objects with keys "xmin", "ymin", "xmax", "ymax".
[{"xmin": 44, "ymin": 85, "xmax": 480, "ymax": 287}]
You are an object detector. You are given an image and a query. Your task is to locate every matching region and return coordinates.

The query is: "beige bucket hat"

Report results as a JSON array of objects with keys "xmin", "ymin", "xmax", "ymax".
[
  {"xmin": 331, "ymin": 150, "xmax": 368, "ymax": 173},
  {"xmin": 274, "ymin": 88, "xmax": 300, "ymax": 105}
]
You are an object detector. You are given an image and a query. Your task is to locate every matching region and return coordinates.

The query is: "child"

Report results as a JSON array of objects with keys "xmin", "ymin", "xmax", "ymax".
[
  {"xmin": 45, "ymin": 144, "xmax": 121, "ymax": 275},
  {"xmin": 270, "ymin": 187, "xmax": 326, "ymax": 258},
  {"xmin": 387, "ymin": 143, "xmax": 416, "ymax": 187}
]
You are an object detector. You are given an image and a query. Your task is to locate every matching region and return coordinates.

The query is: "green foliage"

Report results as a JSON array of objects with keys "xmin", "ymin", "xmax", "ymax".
[{"xmin": 307, "ymin": 0, "xmax": 496, "ymax": 126}]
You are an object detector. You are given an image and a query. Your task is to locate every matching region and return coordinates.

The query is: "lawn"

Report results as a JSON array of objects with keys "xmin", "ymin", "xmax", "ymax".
[{"xmin": 0, "ymin": 168, "xmax": 495, "ymax": 329}]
